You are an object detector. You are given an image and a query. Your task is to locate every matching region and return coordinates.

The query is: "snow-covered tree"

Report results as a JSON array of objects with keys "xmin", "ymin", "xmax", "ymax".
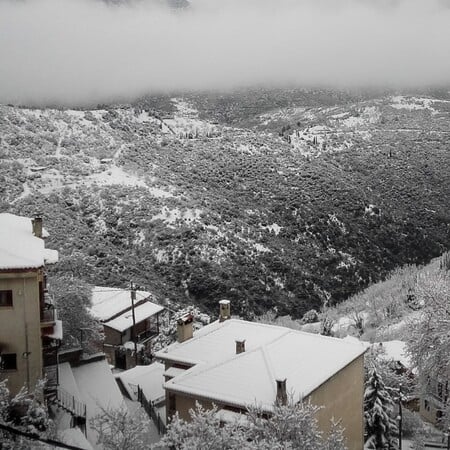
[
  {"xmin": 9, "ymin": 380, "xmax": 53, "ymax": 435},
  {"xmin": 0, "ymin": 379, "xmax": 53, "ymax": 449},
  {"xmin": 159, "ymin": 401, "xmax": 347, "ymax": 450},
  {"xmin": 364, "ymin": 368, "xmax": 399, "ymax": 449},
  {"xmin": 90, "ymin": 405, "xmax": 151, "ymax": 450},
  {"xmin": 406, "ymin": 270, "xmax": 450, "ymax": 427},
  {"xmin": 365, "ymin": 344, "xmax": 416, "ymax": 398},
  {"xmin": 50, "ymin": 274, "xmax": 103, "ymax": 353},
  {"xmin": 406, "ymin": 270, "xmax": 450, "ymax": 376}
]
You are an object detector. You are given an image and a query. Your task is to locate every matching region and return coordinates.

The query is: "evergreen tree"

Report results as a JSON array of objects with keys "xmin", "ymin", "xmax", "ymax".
[{"xmin": 364, "ymin": 368, "xmax": 399, "ymax": 449}]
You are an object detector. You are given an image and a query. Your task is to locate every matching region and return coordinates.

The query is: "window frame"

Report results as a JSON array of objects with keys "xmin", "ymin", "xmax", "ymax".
[
  {"xmin": 0, "ymin": 353, "xmax": 17, "ymax": 371},
  {"xmin": 0, "ymin": 290, "xmax": 13, "ymax": 307}
]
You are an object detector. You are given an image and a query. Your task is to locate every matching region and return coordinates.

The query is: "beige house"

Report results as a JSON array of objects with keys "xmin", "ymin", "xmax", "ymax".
[
  {"xmin": 419, "ymin": 375, "xmax": 449, "ymax": 426},
  {"xmin": 156, "ymin": 301, "xmax": 366, "ymax": 450},
  {"xmin": 89, "ymin": 286, "xmax": 164, "ymax": 370},
  {"xmin": 0, "ymin": 214, "xmax": 61, "ymax": 396}
]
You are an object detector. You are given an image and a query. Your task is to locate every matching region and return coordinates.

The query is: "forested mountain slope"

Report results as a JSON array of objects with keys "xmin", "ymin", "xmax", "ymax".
[{"xmin": 1, "ymin": 89, "xmax": 449, "ymax": 318}]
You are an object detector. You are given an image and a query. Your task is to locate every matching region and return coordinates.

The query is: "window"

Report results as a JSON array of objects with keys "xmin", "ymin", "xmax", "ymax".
[
  {"xmin": 168, "ymin": 393, "xmax": 176, "ymax": 413},
  {"xmin": 437, "ymin": 382, "xmax": 443, "ymax": 400},
  {"xmin": 0, "ymin": 353, "xmax": 17, "ymax": 371},
  {"xmin": 0, "ymin": 290, "xmax": 13, "ymax": 307}
]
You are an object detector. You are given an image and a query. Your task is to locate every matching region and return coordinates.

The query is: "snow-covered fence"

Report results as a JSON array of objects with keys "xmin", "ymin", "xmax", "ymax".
[
  {"xmin": 56, "ymin": 387, "xmax": 87, "ymax": 426},
  {"xmin": 137, "ymin": 385, "xmax": 166, "ymax": 435}
]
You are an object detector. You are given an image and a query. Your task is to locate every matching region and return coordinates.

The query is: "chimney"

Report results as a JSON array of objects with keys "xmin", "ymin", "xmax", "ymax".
[
  {"xmin": 219, "ymin": 299, "xmax": 231, "ymax": 322},
  {"xmin": 235, "ymin": 339, "xmax": 246, "ymax": 354},
  {"xmin": 276, "ymin": 378, "xmax": 287, "ymax": 405},
  {"xmin": 32, "ymin": 216, "xmax": 43, "ymax": 239},
  {"xmin": 177, "ymin": 312, "xmax": 194, "ymax": 343}
]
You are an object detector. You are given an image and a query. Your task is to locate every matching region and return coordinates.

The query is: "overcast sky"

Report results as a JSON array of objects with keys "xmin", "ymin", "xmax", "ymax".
[{"xmin": 0, "ymin": 0, "xmax": 449, "ymax": 106}]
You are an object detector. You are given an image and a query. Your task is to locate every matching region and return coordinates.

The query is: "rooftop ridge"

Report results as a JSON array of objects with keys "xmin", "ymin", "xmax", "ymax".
[{"xmin": 168, "ymin": 340, "xmax": 269, "ymax": 384}]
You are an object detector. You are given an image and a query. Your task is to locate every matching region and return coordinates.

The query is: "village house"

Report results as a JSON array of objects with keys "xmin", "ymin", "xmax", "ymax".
[
  {"xmin": 89, "ymin": 286, "xmax": 164, "ymax": 370},
  {"xmin": 373, "ymin": 341, "xmax": 449, "ymax": 427},
  {"xmin": 0, "ymin": 213, "xmax": 61, "ymax": 396},
  {"xmin": 155, "ymin": 300, "xmax": 367, "ymax": 450},
  {"xmin": 420, "ymin": 375, "xmax": 449, "ymax": 427}
]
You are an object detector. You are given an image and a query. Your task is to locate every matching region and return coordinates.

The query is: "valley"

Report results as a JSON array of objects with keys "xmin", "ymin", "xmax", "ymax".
[{"xmin": 1, "ymin": 88, "xmax": 449, "ymax": 319}]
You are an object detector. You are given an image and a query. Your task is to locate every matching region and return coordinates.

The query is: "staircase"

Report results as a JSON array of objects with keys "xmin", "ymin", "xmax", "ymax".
[
  {"xmin": 46, "ymin": 384, "xmax": 87, "ymax": 433},
  {"xmin": 54, "ymin": 387, "xmax": 87, "ymax": 420}
]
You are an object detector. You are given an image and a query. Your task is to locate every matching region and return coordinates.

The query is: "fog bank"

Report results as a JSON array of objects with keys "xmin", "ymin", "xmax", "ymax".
[{"xmin": 1, "ymin": 0, "xmax": 450, "ymax": 106}]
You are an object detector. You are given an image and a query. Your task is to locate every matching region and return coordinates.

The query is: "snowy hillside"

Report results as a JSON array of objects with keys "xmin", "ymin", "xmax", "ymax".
[{"xmin": 1, "ymin": 88, "xmax": 449, "ymax": 318}]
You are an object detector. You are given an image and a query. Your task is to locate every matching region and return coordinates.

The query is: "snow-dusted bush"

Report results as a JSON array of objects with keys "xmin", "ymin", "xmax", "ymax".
[
  {"xmin": 302, "ymin": 308, "xmax": 319, "ymax": 324},
  {"xmin": 0, "ymin": 379, "xmax": 54, "ymax": 448},
  {"xmin": 90, "ymin": 405, "xmax": 151, "ymax": 450},
  {"xmin": 159, "ymin": 401, "xmax": 347, "ymax": 450}
]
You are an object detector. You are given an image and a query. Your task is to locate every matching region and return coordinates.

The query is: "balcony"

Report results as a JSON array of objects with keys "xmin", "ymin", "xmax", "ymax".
[
  {"xmin": 40, "ymin": 305, "xmax": 56, "ymax": 327},
  {"xmin": 136, "ymin": 327, "xmax": 159, "ymax": 344}
]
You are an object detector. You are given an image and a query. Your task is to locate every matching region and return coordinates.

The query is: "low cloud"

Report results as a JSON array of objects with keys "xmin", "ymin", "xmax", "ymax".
[{"xmin": 1, "ymin": 0, "xmax": 450, "ymax": 106}]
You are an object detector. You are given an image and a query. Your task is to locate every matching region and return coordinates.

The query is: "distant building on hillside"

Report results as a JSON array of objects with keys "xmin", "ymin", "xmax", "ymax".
[
  {"xmin": 0, "ymin": 213, "xmax": 62, "ymax": 396},
  {"xmin": 155, "ymin": 300, "xmax": 367, "ymax": 450},
  {"xmin": 89, "ymin": 286, "xmax": 165, "ymax": 370}
]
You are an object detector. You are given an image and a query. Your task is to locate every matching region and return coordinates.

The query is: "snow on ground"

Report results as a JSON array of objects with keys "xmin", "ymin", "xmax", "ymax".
[
  {"xmin": 253, "ymin": 243, "xmax": 271, "ymax": 253},
  {"xmin": 165, "ymin": 97, "xmax": 218, "ymax": 138},
  {"xmin": 11, "ymin": 182, "xmax": 31, "ymax": 204},
  {"xmin": 59, "ymin": 428, "xmax": 93, "ymax": 450},
  {"xmin": 341, "ymin": 106, "xmax": 381, "ymax": 128},
  {"xmin": 261, "ymin": 223, "xmax": 282, "ymax": 236},
  {"xmin": 71, "ymin": 359, "xmax": 125, "ymax": 447},
  {"xmin": 151, "ymin": 206, "xmax": 203, "ymax": 225},
  {"xmin": 171, "ymin": 98, "xmax": 199, "ymax": 118},
  {"xmin": 289, "ymin": 125, "xmax": 354, "ymax": 157},
  {"xmin": 391, "ymin": 96, "xmax": 437, "ymax": 113},
  {"xmin": 85, "ymin": 164, "xmax": 175, "ymax": 198},
  {"xmin": 90, "ymin": 110, "xmax": 108, "ymax": 120},
  {"xmin": 258, "ymin": 106, "xmax": 309, "ymax": 125},
  {"xmin": 88, "ymin": 165, "xmax": 147, "ymax": 188}
]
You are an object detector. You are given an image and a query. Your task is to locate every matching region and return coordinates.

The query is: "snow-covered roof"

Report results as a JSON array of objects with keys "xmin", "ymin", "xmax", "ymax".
[
  {"xmin": 0, "ymin": 213, "xmax": 58, "ymax": 270},
  {"xmin": 155, "ymin": 319, "xmax": 289, "ymax": 366},
  {"xmin": 115, "ymin": 362, "xmax": 164, "ymax": 402},
  {"xmin": 71, "ymin": 359, "xmax": 124, "ymax": 445},
  {"xmin": 160, "ymin": 319, "xmax": 367, "ymax": 411},
  {"xmin": 104, "ymin": 301, "xmax": 164, "ymax": 332},
  {"xmin": 376, "ymin": 340, "xmax": 411, "ymax": 368},
  {"xmin": 89, "ymin": 286, "xmax": 160, "ymax": 322}
]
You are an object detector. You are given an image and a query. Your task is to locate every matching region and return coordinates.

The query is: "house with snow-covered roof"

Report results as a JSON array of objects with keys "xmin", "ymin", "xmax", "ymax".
[
  {"xmin": 155, "ymin": 300, "xmax": 367, "ymax": 450},
  {"xmin": 89, "ymin": 286, "xmax": 165, "ymax": 369},
  {"xmin": 0, "ymin": 213, "xmax": 61, "ymax": 396}
]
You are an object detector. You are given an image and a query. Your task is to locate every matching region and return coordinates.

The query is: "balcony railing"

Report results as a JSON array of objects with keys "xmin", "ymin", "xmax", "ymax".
[
  {"xmin": 40, "ymin": 306, "xmax": 56, "ymax": 325},
  {"xmin": 136, "ymin": 328, "xmax": 158, "ymax": 343}
]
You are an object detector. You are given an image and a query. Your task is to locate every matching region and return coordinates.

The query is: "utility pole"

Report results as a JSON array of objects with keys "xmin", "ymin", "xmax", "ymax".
[
  {"xmin": 130, "ymin": 281, "xmax": 138, "ymax": 367},
  {"xmin": 398, "ymin": 383, "xmax": 403, "ymax": 450}
]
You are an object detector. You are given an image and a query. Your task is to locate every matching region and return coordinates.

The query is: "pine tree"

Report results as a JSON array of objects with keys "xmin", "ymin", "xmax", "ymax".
[{"xmin": 364, "ymin": 368, "xmax": 399, "ymax": 449}]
